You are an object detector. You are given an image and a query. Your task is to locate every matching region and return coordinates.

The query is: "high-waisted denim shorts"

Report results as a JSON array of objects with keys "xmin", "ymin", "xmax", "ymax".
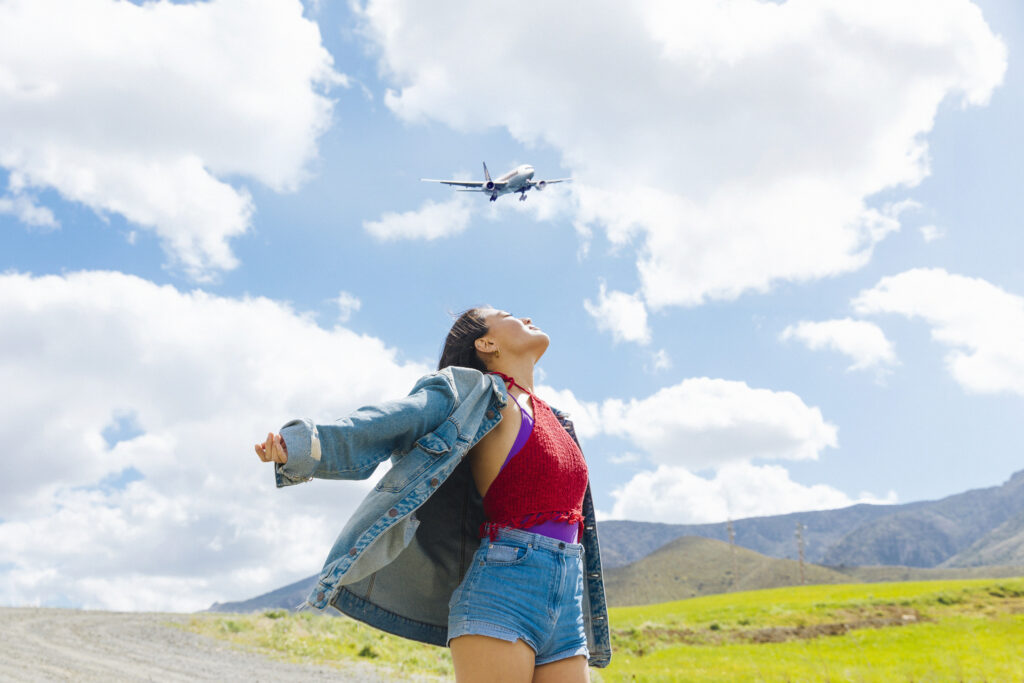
[{"xmin": 446, "ymin": 527, "xmax": 589, "ymax": 666}]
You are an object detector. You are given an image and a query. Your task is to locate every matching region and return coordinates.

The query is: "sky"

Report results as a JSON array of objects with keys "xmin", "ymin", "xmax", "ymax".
[{"xmin": 1, "ymin": 0, "xmax": 1021, "ymax": 612}]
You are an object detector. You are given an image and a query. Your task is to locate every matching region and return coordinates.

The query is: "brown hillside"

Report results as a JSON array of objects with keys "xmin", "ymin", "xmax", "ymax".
[
  {"xmin": 604, "ymin": 536, "xmax": 850, "ymax": 607},
  {"xmin": 602, "ymin": 535, "xmax": 1024, "ymax": 608}
]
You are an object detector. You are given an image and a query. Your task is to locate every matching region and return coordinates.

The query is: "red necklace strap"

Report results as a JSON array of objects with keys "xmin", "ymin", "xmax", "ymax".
[{"xmin": 489, "ymin": 371, "xmax": 533, "ymax": 396}]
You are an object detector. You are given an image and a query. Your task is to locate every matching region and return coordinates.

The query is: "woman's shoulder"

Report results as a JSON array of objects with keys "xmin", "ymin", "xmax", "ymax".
[{"xmin": 429, "ymin": 366, "xmax": 508, "ymax": 405}]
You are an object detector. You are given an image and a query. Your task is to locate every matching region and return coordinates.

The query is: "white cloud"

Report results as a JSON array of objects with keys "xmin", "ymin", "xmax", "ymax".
[
  {"xmin": 606, "ymin": 463, "xmax": 897, "ymax": 524},
  {"xmin": 363, "ymin": 194, "xmax": 474, "ymax": 241},
  {"xmin": 544, "ymin": 379, "xmax": 837, "ymax": 469},
  {"xmin": 358, "ymin": 0, "xmax": 1005, "ymax": 307},
  {"xmin": 0, "ymin": 270, "xmax": 429, "ymax": 611},
  {"xmin": 853, "ymin": 268, "xmax": 1024, "ymax": 396},
  {"xmin": 583, "ymin": 283, "xmax": 651, "ymax": 345},
  {"xmin": 920, "ymin": 224, "xmax": 944, "ymax": 242},
  {"xmin": 0, "ymin": 0, "xmax": 343, "ymax": 280},
  {"xmin": 646, "ymin": 349, "xmax": 673, "ymax": 373},
  {"xmin": 780, "ymin": 318, "xmax": 898, "ymax": 372},
  {"xmin": 334, "ymin": 290, "xmax": 362, "ymax": 322},
  {"xmin": 0, "ymin": 192, "xmax": 57, "ymax": 228},
  {"xmin": 544, "ymin": 378, "xmax": 858, "ymax": 523},
  {"xmin": 600, "ymin": 378, "xmax": 838, "ymax": 470}
]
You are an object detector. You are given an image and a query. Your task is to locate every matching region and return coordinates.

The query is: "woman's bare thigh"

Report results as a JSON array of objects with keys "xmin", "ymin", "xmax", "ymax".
[
  {"xmin": 450, "ymin": 634, "xmax": 535, "ymax": 682},
  {"xmin": 532, "ymin": 655, "xmax": 589, "ymax": 683}
]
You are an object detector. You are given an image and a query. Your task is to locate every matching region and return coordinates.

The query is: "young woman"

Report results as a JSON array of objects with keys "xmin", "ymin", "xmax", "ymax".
[{"xmin": 255, "ymin": 307, "xmax": 611, "ymax": 682}]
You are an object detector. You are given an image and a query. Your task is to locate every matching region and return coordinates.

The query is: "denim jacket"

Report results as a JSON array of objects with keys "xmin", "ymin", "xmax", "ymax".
[{"xmin": 274, "ymin": 366, "xmax": 611, "ymax": 667}]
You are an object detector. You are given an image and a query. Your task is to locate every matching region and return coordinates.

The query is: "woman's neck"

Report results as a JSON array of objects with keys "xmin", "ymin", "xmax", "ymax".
[{"xmin": 491, "ymin": 359, "xmax": 536, "ymax": 395}]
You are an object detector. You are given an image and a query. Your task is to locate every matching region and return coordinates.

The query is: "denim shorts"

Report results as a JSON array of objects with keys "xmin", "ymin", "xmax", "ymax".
[{"xmin": 446, "ymin": 526, "xmax": 589, "ymax": 666}]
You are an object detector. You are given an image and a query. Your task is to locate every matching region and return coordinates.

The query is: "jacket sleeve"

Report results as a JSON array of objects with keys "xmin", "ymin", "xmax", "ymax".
[{"xmin": 273, "ymin": 372, "xmax": 456, "ymax": 488}]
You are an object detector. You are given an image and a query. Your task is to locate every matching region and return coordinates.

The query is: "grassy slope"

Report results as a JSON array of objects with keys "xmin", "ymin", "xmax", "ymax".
[
  {"xmin": 184, "ymin": 577, "xmax": 1024, "ymax": 682},
  {"xmin": 605, "ymin": 577, "xmax": 1024, "ymax": 682}
]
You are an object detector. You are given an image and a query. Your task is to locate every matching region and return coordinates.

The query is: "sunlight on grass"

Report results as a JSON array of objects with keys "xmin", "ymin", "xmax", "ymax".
[
  {"xmin": 179, "ymin": 609, "xmax": 453, "ymax": 680},
  {"xmin": 180, "ymin": 578, "xmax": 1024, "ymax": 682},
  {"xmin": 604, "ymin": 577, "xmax": 1024, "ymax": 682}
]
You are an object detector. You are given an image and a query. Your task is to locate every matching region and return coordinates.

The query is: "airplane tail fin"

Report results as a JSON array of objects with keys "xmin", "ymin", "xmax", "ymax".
[{"xmin": 482, "ymin": 162, "xmax": 492, "ymax": 183}]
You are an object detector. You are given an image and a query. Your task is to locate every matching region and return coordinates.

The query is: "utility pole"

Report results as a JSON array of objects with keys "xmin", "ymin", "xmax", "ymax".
[
  {"xmin": 727, "ymin": 518, "xmax": 737, "ymax": 586},
  {"xmin": 795, "ymin": 521, "xmax": 806, "ymax": 585}
]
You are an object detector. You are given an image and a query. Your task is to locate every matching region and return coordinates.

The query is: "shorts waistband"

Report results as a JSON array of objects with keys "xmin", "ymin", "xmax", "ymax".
[{"xmin": 483, "ymin": 526, "xmax": 584, "ymax": 556}]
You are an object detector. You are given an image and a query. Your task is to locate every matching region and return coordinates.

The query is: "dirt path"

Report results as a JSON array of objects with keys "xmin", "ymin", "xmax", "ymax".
[{"xmin": 0, "ymin": 607, "xmax": 396, "ymax": 682}]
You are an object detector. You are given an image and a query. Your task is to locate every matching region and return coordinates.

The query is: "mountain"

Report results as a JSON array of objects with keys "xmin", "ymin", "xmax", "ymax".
[
  {"xmin": 600, "ymin": 469, "xmax": 1024, "ymax": 570},
  {"xmin": 597, "ymin": 503, "xmax": 901, "ymax": 568},
  {"xmin": 603, "ymin": 536, "xmax": 851, "ymax": 607},
  {"xmin": 942, "ymin": 507, "xmax": 1024, "ymax": 568},
  {"xmin": 822, "ymin": 470, "xmax": 1024, "ymax": 567},
  {"xmin": 602, "ymin": 535, "xmax": 1024, "ymax": 607},
  {"xmin": 207, "ymin": 574, "xmax": 316, "ymax": 613},
  {"xmin": 209, "ymin": 470, "xmax": 1024, "ymax": 612}
]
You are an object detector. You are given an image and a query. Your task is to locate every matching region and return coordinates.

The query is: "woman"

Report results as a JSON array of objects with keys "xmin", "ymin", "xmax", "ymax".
[{"xmin": 255, "ymin": 307, "xmax": 611, "ymax": 681}]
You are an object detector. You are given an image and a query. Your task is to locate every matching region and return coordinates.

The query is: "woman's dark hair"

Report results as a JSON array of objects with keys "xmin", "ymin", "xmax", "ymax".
[{"xmin": 438, "ymin": 307, "xmax": 490, "ymax": 372}]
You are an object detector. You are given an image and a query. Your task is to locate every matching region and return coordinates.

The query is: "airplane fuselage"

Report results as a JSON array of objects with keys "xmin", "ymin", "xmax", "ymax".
[{"xmin": 483, "ymin": 164, "xmax": 535, "ymax": 197}]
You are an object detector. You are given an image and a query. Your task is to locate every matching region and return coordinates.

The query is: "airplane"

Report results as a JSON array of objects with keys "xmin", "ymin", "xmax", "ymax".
[{"xmin": 422, "ymin": 162, "xmax": 571, "ymax": 202}]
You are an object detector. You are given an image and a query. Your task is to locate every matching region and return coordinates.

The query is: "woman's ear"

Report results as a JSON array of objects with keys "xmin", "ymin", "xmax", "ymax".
[{"xmin": 474, "ymin": 336, "xmax": 494, "ymax": 354}]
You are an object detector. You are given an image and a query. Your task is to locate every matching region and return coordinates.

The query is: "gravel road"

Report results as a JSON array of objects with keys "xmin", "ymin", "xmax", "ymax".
[{"xmin": 0, "ymin": 608, "xmax": 400, "ymax": 682}]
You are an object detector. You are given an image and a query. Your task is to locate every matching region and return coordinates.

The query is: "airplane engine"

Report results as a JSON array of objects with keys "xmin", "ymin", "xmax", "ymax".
[
  {"xmin": 484, "ymin": 180, "xmax": 495, "ymax": 192},
  {"xmin": 535, "ymin": 180, "xmax": 547, "ymax": 191}
]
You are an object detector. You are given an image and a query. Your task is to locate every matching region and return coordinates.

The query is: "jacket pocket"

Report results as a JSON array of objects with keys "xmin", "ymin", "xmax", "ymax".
[{"xmin": 413, "ymin": 431, "xmax": 451, "ymax": 456}]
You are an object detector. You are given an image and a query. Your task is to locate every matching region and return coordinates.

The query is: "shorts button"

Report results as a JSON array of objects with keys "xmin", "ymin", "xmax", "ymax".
[
  {"xmin": 430, "ymin": 477, "xmax": 439, "ymax": 487},
  {"xmin": 388, "ymin": 508, "xmax": 399, "ymax": 517},
  {"xmin": 316, "ymin": 591, "xmax": 325, "ymax": 602},
  {"xmin": 349, "ymin": 547, "xmax": 357, "ymax": 556},
  {"xmin": 485, "ymin": 410, "xmax": 495, "ymax": 419},
  {"xmin": 559, "ymin": 542, "xmax": 565, "ymax": 549}
]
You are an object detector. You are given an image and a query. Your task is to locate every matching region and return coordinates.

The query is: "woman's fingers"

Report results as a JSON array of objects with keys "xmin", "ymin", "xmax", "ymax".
[
  {"xmin": 255, "ymin": 433, "xmax": 287, "ymax": 464},
  {"xmin": 272, "ymin": 435, "xmax": 287, "ymax": 464}
]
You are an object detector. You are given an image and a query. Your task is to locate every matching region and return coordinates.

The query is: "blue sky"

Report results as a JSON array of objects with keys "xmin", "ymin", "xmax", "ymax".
[{"xmin": 1, "ymin": 0, "xmax": 1021, "ymax": 610}]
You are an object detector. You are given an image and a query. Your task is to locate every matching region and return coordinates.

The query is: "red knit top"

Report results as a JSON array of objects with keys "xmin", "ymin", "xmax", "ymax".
[{"xmin": 480, "ymin": 373, "xmax": 589, "ymax": 541}]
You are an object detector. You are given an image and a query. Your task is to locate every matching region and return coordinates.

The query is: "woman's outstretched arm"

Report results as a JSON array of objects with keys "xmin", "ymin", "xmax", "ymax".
[{"xmin": 255, "ymin": 371, "xmax": 456, "ymax": 487}]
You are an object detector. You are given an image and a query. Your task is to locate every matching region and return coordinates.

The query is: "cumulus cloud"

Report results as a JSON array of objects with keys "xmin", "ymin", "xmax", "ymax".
[
  {"xmin": 780, "ymin": 318, "xmax": 898, "ymax": 372},
  {"xmin": 853, "ymin": 268, "xmax": 1024, "ymax": 396},
  {"xmin": 357, "ymin": 0, "xmax": 1005, "ymax": 307},
  {"xmin": 541, "ymin": 378, "xmax": 866, "ymax": 523},
  {"xmin": 646, "ymin": 349, "xmax": 672, "ymax": 373},
  {"xmin": 544, "ymin": 378, "xmax": 838, "ymax": 468},
  {"xmin": 363, "ymin": 194, "xmax": 474, "ymax": 241},
  {"xmin": 0, "ymin": 192, "xmax": 57, "ymax": 228},
  {"xmin": 0, "ymin": 0, "xmax": 343, "ymax": 279},
  {"xmin": 919, "ymin": 224, "xmax": 945, "ymax": 242},
  {"xmin": 599, "ymin": 378, "xmax": 838, "ymax": 469},
  {"xmin": 0, "ymin": 271, "xmax": 429, "ymax": 611},
  {"xmin": 605, "ymin": 463, "xmax": 897, "ymax": 524},
  {"xmin": 583, "ymin": 283, "xmax": 651, "ymax": 345},
  {"xmin": 334, "ymin": 290, "xmax": 362, "ymax": 322}
]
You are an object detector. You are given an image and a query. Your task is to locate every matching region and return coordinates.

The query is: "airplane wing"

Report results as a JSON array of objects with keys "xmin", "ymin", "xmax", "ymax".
[
  {"xmin": 420, "ymin": 179, "xmax": 485, "ymax": 187},
  {"xmin": 528, "ymin": 178, "xmax": 572, "ymax": 186}
]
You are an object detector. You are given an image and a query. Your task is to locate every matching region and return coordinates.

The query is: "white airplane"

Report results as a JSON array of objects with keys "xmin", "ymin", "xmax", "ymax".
[{"xmin": 422, "ymin": 162, "xmax": 571, "ymax": 202}]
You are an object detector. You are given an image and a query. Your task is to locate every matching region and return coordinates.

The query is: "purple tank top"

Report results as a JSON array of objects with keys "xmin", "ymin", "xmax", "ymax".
[{"xmin": 495, "ymin": 395, "xmax": 579, "ymax": 544}]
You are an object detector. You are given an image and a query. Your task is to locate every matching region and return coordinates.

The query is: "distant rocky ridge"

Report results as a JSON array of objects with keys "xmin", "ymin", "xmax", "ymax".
[
  {"xmin": 602, "ymin": 535, "xmax": 1024, "ymax": 607},
  {"xmin": 599, "ymin": 469, "xmax": 1024, "ymax": 569},
  {"xmin": 209, "ymin": 469, "xmax": 1024, "ymax": 612}
]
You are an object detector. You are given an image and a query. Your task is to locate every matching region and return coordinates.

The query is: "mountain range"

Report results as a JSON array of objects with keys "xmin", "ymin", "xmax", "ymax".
[{"xmin": 209, "ymin": 469, "xmax": 1024, "ymax": 612}]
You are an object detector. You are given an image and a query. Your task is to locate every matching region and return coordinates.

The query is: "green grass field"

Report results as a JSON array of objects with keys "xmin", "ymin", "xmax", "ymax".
[
  {"xmin": 604, "ymin": 577, "xmax": 1024, "ymax": 681},
  {"xmin": 183, "ymin": 577, "xmax": 1024, "ymax": 681}
]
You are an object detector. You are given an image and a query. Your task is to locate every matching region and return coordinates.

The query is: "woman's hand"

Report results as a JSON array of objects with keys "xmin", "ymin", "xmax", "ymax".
[{"xmin": 255, "ymin": 432, "xmax": 288, "ymax": 464}]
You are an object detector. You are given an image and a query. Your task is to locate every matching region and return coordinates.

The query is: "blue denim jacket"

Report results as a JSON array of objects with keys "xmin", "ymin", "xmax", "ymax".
[{"xmin": 274, "ymin": 366, "xmax": 612, "ymax": 667}]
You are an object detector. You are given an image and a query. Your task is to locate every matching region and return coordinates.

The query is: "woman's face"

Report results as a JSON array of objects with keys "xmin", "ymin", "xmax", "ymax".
[{"xmin": 478, "ymin": 308, "xmax": 550, "ymax": 360}]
